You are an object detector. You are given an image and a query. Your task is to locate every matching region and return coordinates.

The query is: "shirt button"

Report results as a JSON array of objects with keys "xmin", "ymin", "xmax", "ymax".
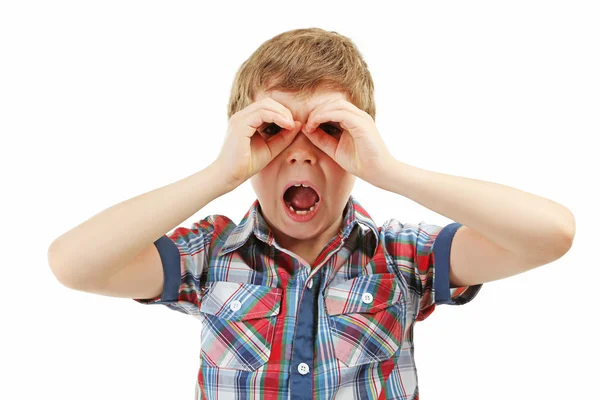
[
  {"xmin": 361, "ymin": 292, "xmax": 373, "ymax": 304},
  {"xmin": 307, "ymin": 279, "xmax": 313, "ymax": 289},
  {"xmin": 297, "ymin": 362, "xmax": 310, "ymax": 375},
  {"xmin": 229, "ymin": 300, "xmax": 242, "ymax": 311}
]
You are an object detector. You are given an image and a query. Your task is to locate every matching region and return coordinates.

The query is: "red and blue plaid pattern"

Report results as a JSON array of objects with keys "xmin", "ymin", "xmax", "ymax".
[
  {"xmin": 325, "ymin": 273, "xmax": 406, "ymax": 367},
  {"xmin": 199, "ymin": 281, "xmax": 282, "ymax": 370},
  {"xmin": 134, "ymin": 195, "xmax": 482, "ymax": 399}
]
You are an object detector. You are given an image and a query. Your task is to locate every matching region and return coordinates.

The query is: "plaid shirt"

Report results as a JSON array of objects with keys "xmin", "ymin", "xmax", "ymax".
[{"xmin": 134, "ymin": 195, "xmax": 482, "ymax": 399}]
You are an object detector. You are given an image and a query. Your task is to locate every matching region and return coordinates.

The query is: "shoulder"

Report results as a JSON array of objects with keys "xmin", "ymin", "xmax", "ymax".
[
  {"xmin": 380, "ymin": 218, "xmax": 447, "ymax": 236},
  {"xmin": 378, "ymin": 218, "xmax": 450, "ymax": 254},
  {"xmin": 167, "ymin": 213, "xmax": 236, "ymax": 247}
]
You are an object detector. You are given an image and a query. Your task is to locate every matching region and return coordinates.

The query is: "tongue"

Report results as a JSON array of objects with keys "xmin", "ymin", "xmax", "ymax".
[{"xmin": 285, "ymin": 186, "xmax": 319, "ymax": 210}]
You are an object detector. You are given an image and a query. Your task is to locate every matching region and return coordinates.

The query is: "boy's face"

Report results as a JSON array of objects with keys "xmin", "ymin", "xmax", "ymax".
[{"xmin": 251, "ymin": 88, "xmax": 356, "ymax": 250}]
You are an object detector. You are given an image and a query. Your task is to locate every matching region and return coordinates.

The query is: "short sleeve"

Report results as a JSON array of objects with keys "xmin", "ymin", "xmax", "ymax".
[
  {"xmin": 387, "ymin": 220, "xmax": 483, "ymax": 322},
  {"xmin": 132, "ymin": 216, "xmax": 216, "ymax": 317}
]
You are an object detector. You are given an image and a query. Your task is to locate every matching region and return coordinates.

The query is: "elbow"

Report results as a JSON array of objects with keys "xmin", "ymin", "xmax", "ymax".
[
  {"xmin": 550, "ymin": 207, "xmax": 576, "ymax": 261},
  {"xmin": 548, "ymin": 228, "xmax": 575, "ymax": 263},
  {"xmin": 557, "ymin": 231, "xmax": 574, "ymax": 260},
  {"xmin": 559, "ymin": 209, "xmax": 576, "ymax": 257},
  {"xmin": 47, "ymin": 241, "xmax": 80, "ymax": 289}
]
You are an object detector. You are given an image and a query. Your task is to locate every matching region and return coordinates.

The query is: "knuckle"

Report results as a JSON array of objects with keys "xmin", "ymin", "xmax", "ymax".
[{"xmin": 259, "ymin": 108, "xmax": 272, "ymax": 121}]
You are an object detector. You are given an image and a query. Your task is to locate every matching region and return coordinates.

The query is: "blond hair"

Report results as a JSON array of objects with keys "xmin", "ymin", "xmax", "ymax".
[{"xmin": 227, "ymin": 27, "xmax": 376, "ymax": 121}]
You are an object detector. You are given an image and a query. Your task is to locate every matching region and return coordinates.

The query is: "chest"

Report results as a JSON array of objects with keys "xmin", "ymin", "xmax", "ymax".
[{"xmin": 196, "ymin": 242, "xmax": 409, "ymax": 371}]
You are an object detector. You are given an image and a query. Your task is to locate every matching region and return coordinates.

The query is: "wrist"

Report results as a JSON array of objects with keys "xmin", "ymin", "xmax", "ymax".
[
  {"xmin": 205, "ymin": 161, "xmax": 239, "ymax": 195},
  {"xmin": 370, "ymin": 157, "xmax": 409, "ymax": 192}
]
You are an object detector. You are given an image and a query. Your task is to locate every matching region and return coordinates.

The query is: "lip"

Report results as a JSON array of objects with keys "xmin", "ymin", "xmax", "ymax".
[{"xmin": 281, "ymin": 180, "xmax": 322, "ymax": 223}]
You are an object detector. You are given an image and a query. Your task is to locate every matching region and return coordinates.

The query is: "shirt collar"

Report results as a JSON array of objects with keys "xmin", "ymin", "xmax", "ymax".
[{"xmin": 218, "ymin": 194, "xmax": 379, "ymax": 256}]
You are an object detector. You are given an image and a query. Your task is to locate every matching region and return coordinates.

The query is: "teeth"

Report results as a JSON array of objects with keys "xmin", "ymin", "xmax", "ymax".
[
  {"xmin": 294, "ymin": 184, "xmax": 301, "ymax": 187},
  {"xmin": 301, "ymin": 184, "xmax": 309, "ymax": 187},
  {"xmin": 287, "ymin": 202, "xmax": 317, "ymax": 215}
]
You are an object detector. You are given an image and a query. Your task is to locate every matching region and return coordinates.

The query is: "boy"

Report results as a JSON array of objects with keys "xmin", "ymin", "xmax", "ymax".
[{"xmin": 47, "ymin": 28, "xmax": 576, "ymax": 399}]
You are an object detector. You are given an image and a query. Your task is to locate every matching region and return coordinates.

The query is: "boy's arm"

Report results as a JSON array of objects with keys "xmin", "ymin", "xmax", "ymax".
[
  {"xmin": 382, "ymin": 160, "xmax": 575, "ymax": 287},
  {"xmin": 47, "ymin": 162, "xmax": 232, "ymax": 299}
]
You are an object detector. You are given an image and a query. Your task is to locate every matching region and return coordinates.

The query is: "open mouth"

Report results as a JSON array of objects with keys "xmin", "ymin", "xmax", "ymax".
[{"xmin": 282, "ymin": 182, "xmax": 321, "ymax": 219}]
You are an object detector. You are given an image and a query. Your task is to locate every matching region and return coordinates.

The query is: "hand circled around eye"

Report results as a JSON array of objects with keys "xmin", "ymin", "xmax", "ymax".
[{"xmin": 261, "ymin": 122, "xmax": 341, "ymax": 136}]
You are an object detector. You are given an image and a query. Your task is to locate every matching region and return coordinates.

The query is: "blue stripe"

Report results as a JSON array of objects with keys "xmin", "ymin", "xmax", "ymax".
[
  {"xmin": 153, "ymin": 235, "xmax": 181, "ymax": 303},
  {"xmin": 432, "ymin": 222, "xmax": 463, "ymax": 305},
  {"xmin": 290, "ymin": 268, "xmax": 321, "ymax": 400}
]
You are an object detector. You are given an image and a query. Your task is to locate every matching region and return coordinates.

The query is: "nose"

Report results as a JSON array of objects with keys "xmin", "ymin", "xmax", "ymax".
[{"xmin": 285, "ymin": 131, "xmax": 317, "ymax": 165}]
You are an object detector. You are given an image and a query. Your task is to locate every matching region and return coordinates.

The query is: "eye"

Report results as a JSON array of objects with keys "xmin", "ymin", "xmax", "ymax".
[
  {"xmin": 260, "ymin": 123, "xmax": 283, "ymax": 136},
  {"xmin": 320, "ymin": 123, "xmax": 342, "ymax": 136}
]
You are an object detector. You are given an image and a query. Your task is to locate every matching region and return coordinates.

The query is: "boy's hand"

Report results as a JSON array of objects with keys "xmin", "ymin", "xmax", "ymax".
[
  {"xmin": 216, "ymin": 98, "xmax": 302, "ymax": 190},
  {"xmin": 301, "ymin": 98, "xmax": 395, "ymax": 187}
]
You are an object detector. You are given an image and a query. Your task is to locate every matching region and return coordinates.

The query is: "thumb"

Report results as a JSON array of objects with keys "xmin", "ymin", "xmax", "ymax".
[
  {"xmin": 302, "ymin": 127, "xmax": 337, "ymax": 160},
  {"xmin": 265, "ymin": 121, "xmax": 301, "ymax": 159}
]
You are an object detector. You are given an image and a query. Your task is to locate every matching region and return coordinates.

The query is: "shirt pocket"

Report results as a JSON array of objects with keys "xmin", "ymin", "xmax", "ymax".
[
  {"xmin": 199, "ymin": 281, "xmax": 283, "ymax": 371},
  {"xmin": 324, "ymin": 273, "xmax": 406, "ymax": 367}
]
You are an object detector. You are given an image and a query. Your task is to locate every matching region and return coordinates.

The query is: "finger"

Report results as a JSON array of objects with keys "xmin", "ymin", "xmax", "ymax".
[
  {"xmin": 302, "ymin": 124, "xmax": 338, "ymax": 160},
  {"xmin": 257, "ymin": 109, "xmax": 295, "ymax": 130},
  {"xmin": 244, "ymin": 110, "xmax": 295, "ymax": 138},
  {"xmin": 244, "ymin": 97, "xmax": 294, "ymax": 124},
  {"xmin": 305, "ymin": 98, "xmax": 365, "ymax": 129},
  {"xmin": 264, "ymin": 97, "xmax": 295, "ymax": 123},
  {"xmin": 264, "ymin": 121, "xmax": 302, "ymax": 159},
  {"xmin": 304, "ymin": 109, "xmax": 363, "ymax": 136}
]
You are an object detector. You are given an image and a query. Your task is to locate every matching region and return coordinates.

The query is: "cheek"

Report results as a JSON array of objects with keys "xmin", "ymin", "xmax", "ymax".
[
  {"xmin": 259, "ymin": 161, "xmax": 278, "ymax": 181},
  {"xmin": 325, "ymin": 159, "xmax": 348, "ymax": 180},
  {"xmin": 250, "ymin": 172, "xmax": 267, "ymax": 194},
  {"xmin": 251, "ymin": 168, "xmax": 276, "ymax": 197},
  {"xmin": 249, "ymin": 176, "xmax": 258, "ymax": 197},
  {"xmin": 323, "ymin": 164, "xmax": 355, "ymax": 194}
]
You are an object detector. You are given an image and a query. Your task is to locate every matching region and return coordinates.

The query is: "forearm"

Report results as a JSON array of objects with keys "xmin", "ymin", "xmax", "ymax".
[
  {"xmin": 48, "ymin": 161, "xmax": 231, "ymax": 287},
  {"xmin": 380, "ymin": 159, "xmax": 575, "ymax": 262}
]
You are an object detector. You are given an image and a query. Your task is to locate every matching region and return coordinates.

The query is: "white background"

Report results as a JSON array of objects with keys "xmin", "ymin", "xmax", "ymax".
[{"xmin": 1, "ymin": 1, "xmax": 598, "ymax": 399}]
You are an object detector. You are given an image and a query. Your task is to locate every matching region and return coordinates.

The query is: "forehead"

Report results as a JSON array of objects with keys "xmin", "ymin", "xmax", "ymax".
[{"xmin": 254, "ymin": 89, "xmax": 348, "ymax": 118}]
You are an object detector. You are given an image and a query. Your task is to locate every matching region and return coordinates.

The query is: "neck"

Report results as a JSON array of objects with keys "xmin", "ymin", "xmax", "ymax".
[{"xmin": 275, "ymin": 213, "xmax": 344, "ymax": 268}]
